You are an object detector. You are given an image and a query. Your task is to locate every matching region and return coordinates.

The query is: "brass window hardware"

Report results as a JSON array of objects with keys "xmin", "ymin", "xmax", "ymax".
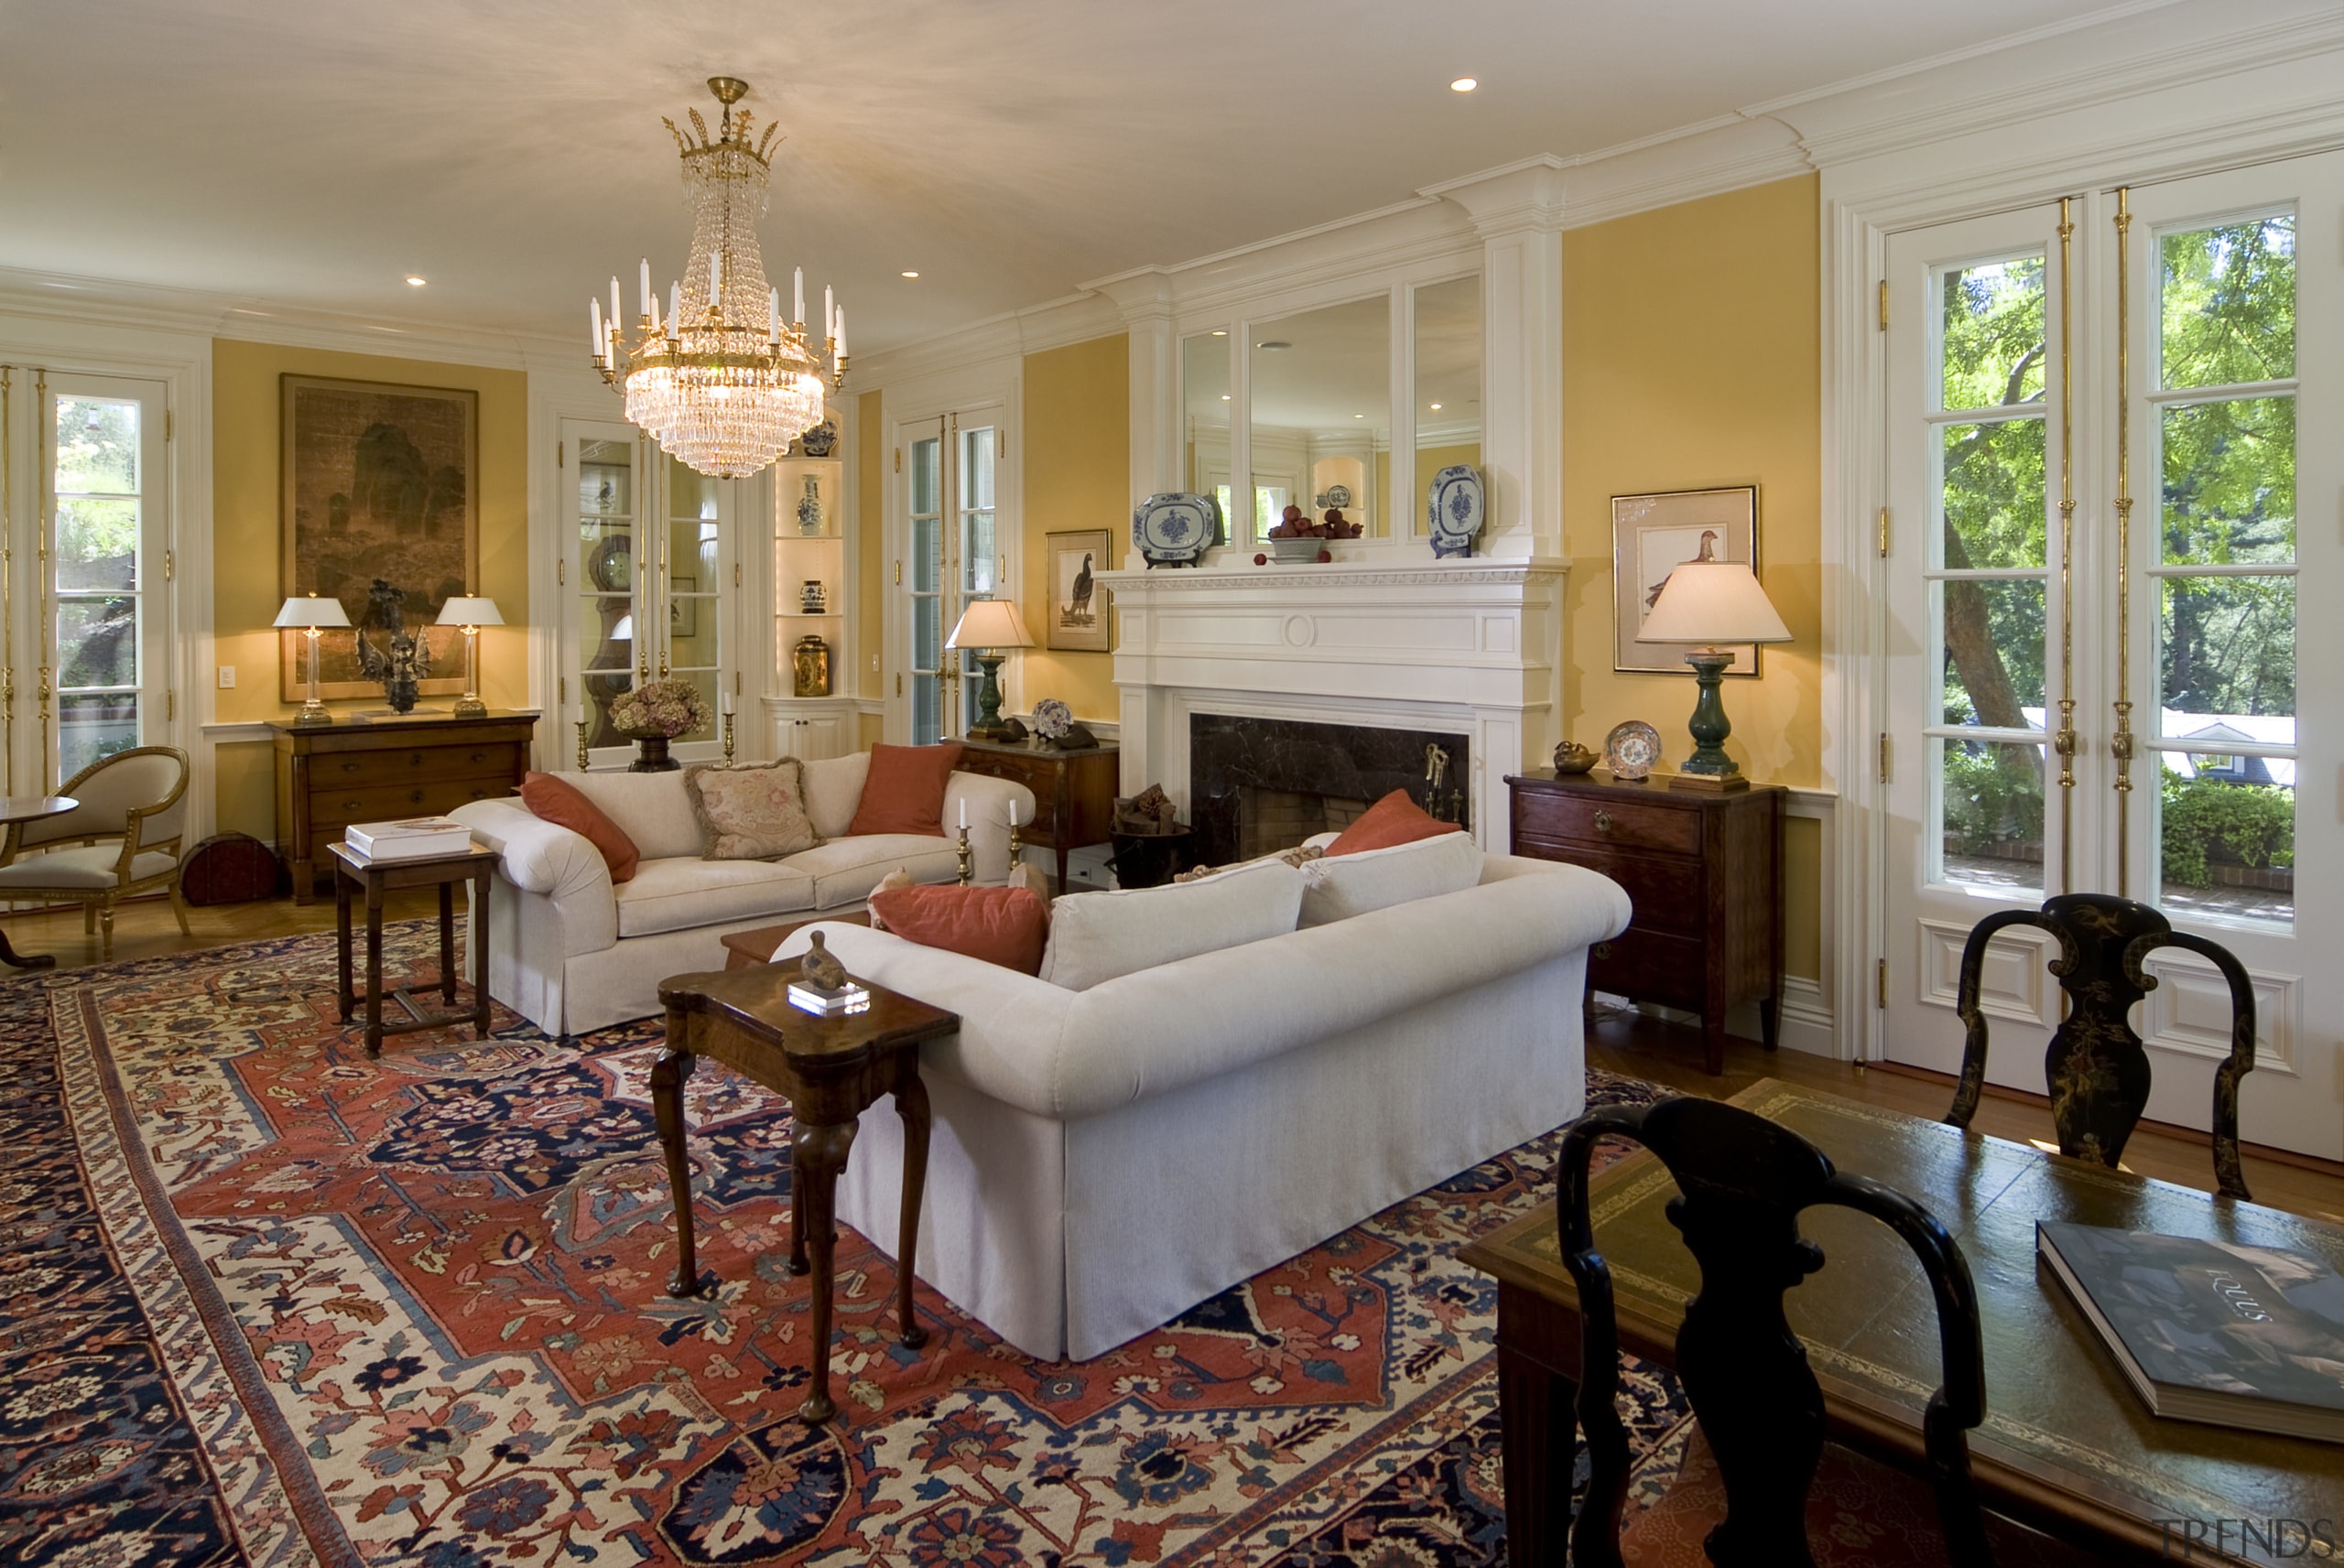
[
  {"xmin": 1879, "ymin": 732, "xmax": 1892, "ymax": 784},
  {"xmin": 733, "ymin": 562, "xmax": 741, "ymax": 587},
  {"xmin": 557, "ymin": 558, "xmax": 565, "ymax": 585},
  {"xmin": 558, "ymin": 440, "xmax": 565, "ymax": 469},
  {"xmin": 894, "ymin": 559, "xmax": 902, "ymax": 584},
  {"xmin": 1877, "ymin": 958, "xmax": 1889, "ymax": 1008},
  {"xmin": 895, "ymin": 672, "xmax": 903, "ymax": 696},
  {"xmin": 1877, "ymin": 279, "xmax": 1889, "ymax": 330},
  {"xmin": 1878, "ymin": 507, "xmax": 1890, "ymax": 558},
  {"xmin": 895, "ymin": 448, "xmax": 901, "ymax": 472},
  {"xmin": 165, "ymin": 409, "xmax": 173, "ymax": 442}
]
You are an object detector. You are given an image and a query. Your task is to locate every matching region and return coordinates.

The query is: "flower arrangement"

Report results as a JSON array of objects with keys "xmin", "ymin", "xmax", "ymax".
[{"xmin": 608, "ymin": 676, "xmax": 711, "ymax": 739}]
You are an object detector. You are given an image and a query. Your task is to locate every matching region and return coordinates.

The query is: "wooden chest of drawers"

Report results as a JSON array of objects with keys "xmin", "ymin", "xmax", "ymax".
[
  {"xmin": 1506, "ymin": 770, "xmax": 1783, "ymax": 1074},
  {"xmin": 950, "ymin": 738, "xmax": 1118, "ymax": 893},
  {"xmin": 274, "ymin": 712, "xmax": 537, "ymax": 903}
]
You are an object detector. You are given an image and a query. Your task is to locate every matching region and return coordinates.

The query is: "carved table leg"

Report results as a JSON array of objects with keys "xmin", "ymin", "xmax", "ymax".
[
  {"xmin": 895, "ymin": 1073, "xmax": 931, "ymax": 1348},
  {"xmin": 437, "ymin": 881, "xmax": 457, "ymax": 1005},
  {"xmin": 1493, "ymin": 1281, "xmax": 1583, "ymax": 1568},
  {"xmin": 790, "ymin": 1117, "xmax": 859, "ymax": 1425},
  {"xmin": 470, "ymin": 865, "xmax": 493, "ymax": 1041},
  {"xmin": 364, "ymin": 873, "xmax": 385, "ymax": 1058},
  {"xmin": 335, "ymin": 862, "xmax": 355, "ymax": 1023},
  {"xmin": 651, "ymin": 1021, "xmax": 701, "ymax": 1299}
]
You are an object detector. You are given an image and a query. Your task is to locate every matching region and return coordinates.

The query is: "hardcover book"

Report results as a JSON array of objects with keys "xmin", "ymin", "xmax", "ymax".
[
  {"xmin": 2036, "ymin": 1221, "xmax": 2344, "ymax": 1444},
  {"xmin": 344, "ymin": 817, "xmax": 474, "ymax": 860}
]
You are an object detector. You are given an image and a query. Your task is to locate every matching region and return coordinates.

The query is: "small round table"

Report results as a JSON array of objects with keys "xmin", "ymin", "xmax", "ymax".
[{"xmin": 0, "ymin": 795, "xmax": 79, "ymax": 969}]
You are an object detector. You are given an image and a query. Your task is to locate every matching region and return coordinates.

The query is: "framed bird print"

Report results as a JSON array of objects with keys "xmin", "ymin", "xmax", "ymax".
[
  {"xmin": 1612, "ymin": 486, "xmax": 1762, "ymax": 676},
  {"xmin": 1046, "ymin": 529, "xmax": 1112, "ymax": 652}
]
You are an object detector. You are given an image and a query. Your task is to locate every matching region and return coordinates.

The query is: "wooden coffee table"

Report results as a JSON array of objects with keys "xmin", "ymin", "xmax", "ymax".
[{"xmin": 655, "ymin": 964, "xmax": 958, "ymax": 1424}]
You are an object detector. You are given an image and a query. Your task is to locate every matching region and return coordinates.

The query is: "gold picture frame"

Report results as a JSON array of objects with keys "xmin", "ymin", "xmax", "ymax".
[
  {"xmin": 1612, "ymin": 485, "xmax": 1761, "ymax": 676},
  {"xmin": 1046, "ymin": 528, "xmax": 1113, "ymax": 653},
  {"xmin": 279, "ymin": 374, "xmax": 480, "ymax": 700}
]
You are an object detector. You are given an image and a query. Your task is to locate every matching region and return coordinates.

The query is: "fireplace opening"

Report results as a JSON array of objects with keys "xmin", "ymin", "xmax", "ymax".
[
  {"xmin": 1237, "ymin": 787, "xmax": 1370, "ymax": 860},
  {"xmin": 1189, "ymin": 714, "xmax": 1468, "ymax": 866}
]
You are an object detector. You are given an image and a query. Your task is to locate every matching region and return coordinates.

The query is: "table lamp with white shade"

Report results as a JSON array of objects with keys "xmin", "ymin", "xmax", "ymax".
[
  {"xmin": 944, "ymin": 597, "xmax": 1036, "ymax": 740},
  {"xmin": 434, "ymin": 597, "xmax": 504, "ymax": 719},
  {"xmin": 274, "ymin": 592, "xmax": 353, "ymax": 728},
  {"xmin": 1633, "ymin": 537, "xmax": 1791, "ymax": 790}
]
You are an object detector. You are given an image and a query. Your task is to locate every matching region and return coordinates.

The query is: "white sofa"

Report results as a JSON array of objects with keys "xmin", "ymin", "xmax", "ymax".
[
  {"xmin": 450, "ymin": 753, "xmax": 1034, "ymax": 1035},
  {"xmin": 771, "ymin": 849, "xmax": 1632, "ymax": 1360}
]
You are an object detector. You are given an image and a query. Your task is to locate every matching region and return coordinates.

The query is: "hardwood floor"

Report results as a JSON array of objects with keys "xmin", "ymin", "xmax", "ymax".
[
  {"xmin": 1588, "ymin": 1002, "xmax": 2344, "ymax": 1225},
  {"xmin": 15, "ymin": 893, "xmax": 2340, "ymax": 1227}
]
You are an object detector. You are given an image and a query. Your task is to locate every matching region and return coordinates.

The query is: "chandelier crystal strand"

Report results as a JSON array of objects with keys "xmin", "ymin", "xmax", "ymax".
[{"xmin": 596, "ymin": 78, "xmax": 841, "ymax": 479}]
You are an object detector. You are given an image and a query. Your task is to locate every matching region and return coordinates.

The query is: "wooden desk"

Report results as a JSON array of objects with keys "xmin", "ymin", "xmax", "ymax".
[
  {"xmin": 1505, "ymin": 770, "xmax": 1782, "ymax": 1073},
  {"xmin": 951, "ymin": 737, "xmax": 1117, "ymax": 892},
  {"xmin": 275, "ymin": 712, "xmax": 536, "ymax": 903},
  {"xmin": 330, "ymin": 841, "xmax": 497, "ymax": 1058},
  {"xmin": 654, "ymin": 966, "xmax": 958, "ymax": 1424},
  {"xmin": 1459, "ymin": 1080, "xmax": 2344, "ymax": 1567}
]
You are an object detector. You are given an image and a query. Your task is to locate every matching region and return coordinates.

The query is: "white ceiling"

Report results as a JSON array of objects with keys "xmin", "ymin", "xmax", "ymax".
[{"xmin": 2, "ymin": 0, "xmax": 2154, "ymax": 355}]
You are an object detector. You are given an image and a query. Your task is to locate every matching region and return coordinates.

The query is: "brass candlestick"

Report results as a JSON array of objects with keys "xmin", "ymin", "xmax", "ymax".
[
  {"xmin": 1007, "ymin": 814, "xmax": 1024, "ymax": 870},
  {"xmin": 722, "ymin": 710, "xmax": 737, "ymax": 762},
  {"xmin": 956, "ymin": 825, "xmax": 973, "ymax": 886},
  {"xmin": 575, "ymin": 719, "xmax": 591, "ymax": 771}
]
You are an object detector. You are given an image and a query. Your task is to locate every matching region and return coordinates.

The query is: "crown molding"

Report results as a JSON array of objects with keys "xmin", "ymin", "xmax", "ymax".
[{"xmin": 847, "ymin": 287, "xmax": 1121, "ymax": 388}]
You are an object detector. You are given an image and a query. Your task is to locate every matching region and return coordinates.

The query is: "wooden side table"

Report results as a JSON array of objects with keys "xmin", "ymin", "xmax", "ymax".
[
  {"xmin": 951, "ymin": 737, "xmax": 1117, "ymax": 892},
  {"xmin": 1505, "ymin": 769, "xmax": 1783, "ymax": 1074},
  {"xmin": 330, "ymin": 841, "xmax": 498, "ymax": 1058},
  {"xmin": 655, "ymin": 965, "xmax": 959, "ymax": 1425}
]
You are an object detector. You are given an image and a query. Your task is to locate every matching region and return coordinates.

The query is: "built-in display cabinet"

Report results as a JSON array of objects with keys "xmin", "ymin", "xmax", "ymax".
[{"xmin": 767, "ymin": 455, "xmax": 852, "ymax": 761}]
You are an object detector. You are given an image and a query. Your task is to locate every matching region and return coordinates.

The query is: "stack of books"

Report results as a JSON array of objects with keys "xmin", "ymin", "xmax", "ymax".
[{"xmin": 344, "ymin": 817, "xmax": 475, "ymax": 861}]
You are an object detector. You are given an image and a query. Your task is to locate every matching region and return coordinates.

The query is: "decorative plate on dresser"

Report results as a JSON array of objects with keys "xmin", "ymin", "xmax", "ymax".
[
  {"xmin": 1602, "ymin": 719, "xmax": 1663, "ymax": 782},
  {"xmin": 1133, "ymin": 492, "xmax": 1221, "ymax": 568}
]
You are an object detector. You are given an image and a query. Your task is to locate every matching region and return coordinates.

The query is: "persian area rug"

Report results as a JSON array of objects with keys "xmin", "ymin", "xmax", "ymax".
[{"xmin": 1, "ymin": 924, "xmax": 1689, "ymax": 1568}]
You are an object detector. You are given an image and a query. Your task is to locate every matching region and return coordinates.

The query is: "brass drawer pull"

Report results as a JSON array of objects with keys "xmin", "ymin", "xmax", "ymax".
[
  {"xmin": 1594, "ymin": 941, "xmax": 1614, "ymax": 960},
  {"xmin": 409, "ymin": 789, "xmax": 425, "ymax": 803},
  {"xmin": 1594, "ymin": 809, "xmax": 1613, "ymax": 834},
  {"xmin": 341, "ymin": 760, "xmax": 362, "ymax": 773},
  {"xmin": 342, "ymin": 798, "xmax": 362, "ymax": 810}
]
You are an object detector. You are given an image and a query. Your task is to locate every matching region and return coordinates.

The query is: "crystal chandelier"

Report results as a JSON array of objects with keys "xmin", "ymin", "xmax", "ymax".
[{"xmin": 591, "ymin": 77, "xmax": 845, "ymax": 479}]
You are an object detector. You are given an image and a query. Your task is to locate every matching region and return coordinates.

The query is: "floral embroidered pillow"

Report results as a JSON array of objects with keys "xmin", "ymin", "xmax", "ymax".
[{"xmin": 685, "ymin": 761, "xmax": 819, "ymax": 860}]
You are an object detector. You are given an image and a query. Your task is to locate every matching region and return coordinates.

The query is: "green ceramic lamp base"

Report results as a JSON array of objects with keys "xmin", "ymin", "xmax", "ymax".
[
  {"xmin": 1673, "ymin": 648, "xmax": 1751, "ymax": 792},
  {"xmin": 966, "ymin": 652, "xmax": 1013, "ymax": 740}
]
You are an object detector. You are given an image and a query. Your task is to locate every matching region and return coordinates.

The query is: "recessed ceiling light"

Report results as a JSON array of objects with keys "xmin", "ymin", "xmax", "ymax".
[
  {"xmin": 405, "ymin": 275, "xmax": 428, "ymax": 287},
  {"xmin": 1449, "ymin": 77, "xmax": 1477, "ymax": 92},
  {"xmin": 1220, "ymin": 394, "xmax": 1232, "ymax": 401},
  {"xmin": 1428, "ymin": 402, "xmax": 1442, "ymax": 410},
  {"xmin": 1354, "ymin": 413, "xmax": 1365, "ymax": 418},
  {"xmin": 901, "ymin": 270, "xmax": 920, "ymax": 278},
  {"xmin": 1256, "ymin": 340, "xmax": 1290, "ymax": 351},
  {"xmin": 1210, "ymin": 329, "xmax": 1227, "ymax": 336}
]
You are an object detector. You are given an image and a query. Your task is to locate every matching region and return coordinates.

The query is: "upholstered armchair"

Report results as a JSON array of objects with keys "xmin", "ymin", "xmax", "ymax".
[{"xmin": 0, "ymin": 746, "xmax": 192, "ymax": 957}]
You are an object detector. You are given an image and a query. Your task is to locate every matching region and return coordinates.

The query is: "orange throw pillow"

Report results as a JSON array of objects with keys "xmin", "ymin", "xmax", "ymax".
[
  {"xmin": 1326, "ymin": 788, "xmax": 1464, "ymax": 856},
  {"xmin": 866, "ymin": 883, "xmax": 1048, "ymax": 975},
  {"xmin": 846, "ymin": 742, "xmax": 964, "ymax": 838},
  {"xmin": 520, "ymin": 772, "xmax": 641, "ymax": 883}
]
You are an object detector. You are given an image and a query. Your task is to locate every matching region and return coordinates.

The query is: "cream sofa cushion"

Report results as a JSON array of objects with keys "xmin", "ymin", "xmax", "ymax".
[
  {"xmin": 1299, "ymin": 829, "xmax": 1481, "ymax": 926},
  {"xmin": 0, "ymin": 847, "xmax": 178, "ymax": 891},
  {"xmin": 1038, "ymin": 858, "xmax": 1305, "ymax": 992},
  {"xmin": 799, "ymin": 752, "xmax": 873, "ymax": 841},
  {"xmin": 564, "ymin": 772, "xmax": 705, "ymax": 861},
  {"xmin": 613, "ymin": 856, "xmax": 815, "ymax": 937},
  {"xmin": 782, "ymin": 833, "xmax": 961, "ymax": 909}
]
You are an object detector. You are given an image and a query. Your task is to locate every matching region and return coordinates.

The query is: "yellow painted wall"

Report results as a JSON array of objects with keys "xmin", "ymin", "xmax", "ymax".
[
  {"xmin": 855, "ymin": 388, "xmax": 885, "ymax": 748},
  {"xmin": 1560, "ymin": 173, "xmax": 1823, "ymax": 978},
  {"xmin": 210, "ymin": 340, "xmax": 529, "ymax": 838},
  {"xmin": 1019, "ymin": 335, "xmax": 1128, "ymax": 723}
]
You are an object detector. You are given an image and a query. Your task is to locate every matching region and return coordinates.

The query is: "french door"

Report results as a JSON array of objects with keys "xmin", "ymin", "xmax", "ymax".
[
  {"xmin": 1880, "ymin": 153, "xmax": 2341, "ymax": 1161},
  {"xmin": 898, "ymin": 410, "xmax": 1003, "ymax": 744},
  {"xmin": 559, "ymin": 419, "xmax": 739, "ymax": 768},
  {"xmin": 0, "ymin": 367, "xmax": 173, "ymax": 793}
]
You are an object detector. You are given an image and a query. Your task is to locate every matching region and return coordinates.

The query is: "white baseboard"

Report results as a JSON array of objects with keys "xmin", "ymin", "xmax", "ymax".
[{"xmin": 1605, "ymin": 973, "xmax": 1839, "ymax": 1059}]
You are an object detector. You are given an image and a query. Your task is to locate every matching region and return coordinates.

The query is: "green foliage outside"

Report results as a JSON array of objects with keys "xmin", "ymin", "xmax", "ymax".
[
  {"xmin": 1942, "ymin": 743, "xmax": 2045, "ymax": 857},
  {"xmin": 2161, "ymin": 771, "xmax": 2294, "ymax": 885},
  {"xmin": 51, "ymin": 400, "xmax": 142, "ymax": 577}
]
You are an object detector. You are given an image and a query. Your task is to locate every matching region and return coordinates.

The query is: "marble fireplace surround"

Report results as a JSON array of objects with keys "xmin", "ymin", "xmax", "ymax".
[
  {"xmin": 1096, "ymin": 560, "xmax": 1568, "ymax": 852},
  {"xmin": 1190, "ymin": 714, "xmax": 1470, "ymax": 865}
]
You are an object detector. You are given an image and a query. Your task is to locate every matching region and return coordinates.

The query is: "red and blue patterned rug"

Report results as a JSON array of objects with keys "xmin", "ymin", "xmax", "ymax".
[{"xmin": 0, "ymin": 923, "xmax": 1687, "ymax": 1566}]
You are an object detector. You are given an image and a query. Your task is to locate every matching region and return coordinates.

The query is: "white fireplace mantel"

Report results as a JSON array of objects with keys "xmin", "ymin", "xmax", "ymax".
[{"xmin": 1098, "ymin": 558, "xmax": 1568, "ymax": 850}]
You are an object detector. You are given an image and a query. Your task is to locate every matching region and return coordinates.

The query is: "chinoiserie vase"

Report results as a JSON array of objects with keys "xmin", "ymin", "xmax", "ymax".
[
  {"xmin": 798, "ymin": 475, "xmax": 823, "ymax": 535},
  {"xmin": 627, "ymin": 733, "xmax": 680, "ymax": 773},
  {"xmin": 800, "ymin": 579, "xmax": 827, "ymax": 614},
  {"xmin": 793, "ymin": 634, "xmax": 832, "ymax": 697}
]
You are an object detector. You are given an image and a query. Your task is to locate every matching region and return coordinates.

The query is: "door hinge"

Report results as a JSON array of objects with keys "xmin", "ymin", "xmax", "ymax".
[
  {"xmin": 895, "ymin": 672, "xmax": 904, "ymax": 696},
  {"xmin": 895, "ymin": 448, "xmax": 902, "ymax": 473},
  {"xmin": 734, "ymin": 670, "xmax": 742, "ymax": 696},
  {"xmin": 559, "ymin": 675, "xmax": 567, "ymax": 704},
  {"xmin": 1876, "ymin": 957, "xmax": 1889, "ymax": 1008},
  {"xmin": 998, "ymin": 429, "xmax": 1006, "ymax": 460},
  {"xmin": 163, "ymin": 549, "xmax": 174, "ymax": 582},
  {"xmin": 1877, "ymin": 507, "xmax": 1890, "ymax": 557},
  {"xmin": 894, "ymin": 559, "xmax": 902, "ymax": 585},
  {"xmin": 1877, "ymin": 280, "xmax": 1889, "ymax": 330},
  {"xmin": 558, "ymin": 440, "xmax": 565, "ymax": 470},
  {"xmin": 557, "ymin": 558, "xmax": 565, "ymax": 585},
  {"xmin": 164, "ymin": 409, "xmax": 173, "ymax": 442},
  {"xmin": 732, "ymin": 562, "xmax": 741, "ymax": 588},
  {"xmin": 1878, "ymin": 732, "xmax": 1892, "ymax": 784},
  {"xmin": 166, "ymin": 690, "xmax": 176, "ymax": 722}
]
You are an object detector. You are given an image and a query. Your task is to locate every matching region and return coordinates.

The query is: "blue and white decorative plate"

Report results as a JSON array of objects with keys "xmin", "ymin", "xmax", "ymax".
[
  {"xmin": 1427, "ymin": 465, "xmax": 1484, "ymax": 559},
  {"xmin": 1032, "ymin": 697, "xmax": 1074, "ymax": 741},
  {"xmin": 1133, "ymin": 492, "xmax": 1221, "ymax": 568}
]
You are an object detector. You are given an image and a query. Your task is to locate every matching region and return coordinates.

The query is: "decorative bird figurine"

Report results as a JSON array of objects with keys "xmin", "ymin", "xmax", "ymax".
[{"xmin": 800, "ymin": 930, "xmax": 848, "ymax": 992}]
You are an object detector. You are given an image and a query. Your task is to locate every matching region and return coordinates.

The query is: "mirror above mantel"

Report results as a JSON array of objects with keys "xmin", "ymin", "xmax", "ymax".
[
  {"xmin": 1411, "ymin": 274, "xmax": 1482, "ymax": 545},
  {"xmin": 1249, "ymin": 295, "xmax": 1392, "ymax": 545}
]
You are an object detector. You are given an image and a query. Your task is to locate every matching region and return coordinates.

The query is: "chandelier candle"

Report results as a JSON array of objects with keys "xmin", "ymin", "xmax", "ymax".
[{"xmin": 591, "ymin": 76, "xmax": 840, "ymax": 476}]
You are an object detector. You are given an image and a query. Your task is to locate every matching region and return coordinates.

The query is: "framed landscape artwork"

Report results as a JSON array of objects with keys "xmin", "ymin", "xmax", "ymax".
[
  {"xmin": 1046, "ymin": 529, "xmax": 1112, "ymax": 653},
  {"xmin": 279, "ymin": 374, "xmax": 479, "ymax": 700},
  {"xmin": 1612, "ymin": 485, "xmax": 1763, "ymax": 676}
]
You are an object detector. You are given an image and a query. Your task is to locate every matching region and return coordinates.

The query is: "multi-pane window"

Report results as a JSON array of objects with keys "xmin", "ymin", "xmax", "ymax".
[
  {"xmin": 2150, "ymin": 214, "xmax": 2295, "ymax": 923},
  {"xmin": 49, "ymin": 395, "xmax": 144, "ymax": 780},
  {"xmin": 1928, "ymin": 254, "xmax": 2051, "ymax": 891},
  {"xmin": 576, "ymin": 436, "xmax": 636, "ymax": 749}
]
